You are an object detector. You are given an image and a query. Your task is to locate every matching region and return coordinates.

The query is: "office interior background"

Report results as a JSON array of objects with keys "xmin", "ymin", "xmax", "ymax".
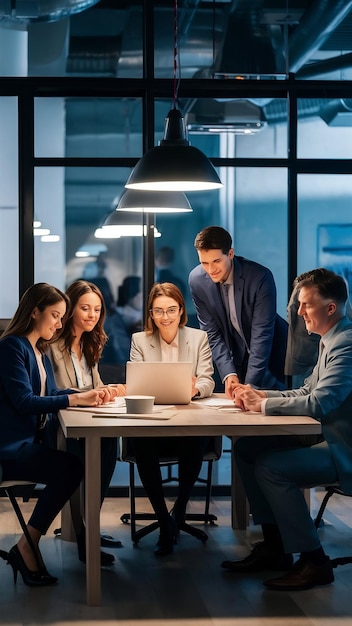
[{"xmin": 0, "ymin": 0, "xmax": 352, "ymax": 490}]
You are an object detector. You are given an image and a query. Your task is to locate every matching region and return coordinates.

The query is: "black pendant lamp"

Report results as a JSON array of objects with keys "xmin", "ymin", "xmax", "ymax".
[{"xmin": 125, "ymin": 0, "xmax": 222, "ymax": 193}]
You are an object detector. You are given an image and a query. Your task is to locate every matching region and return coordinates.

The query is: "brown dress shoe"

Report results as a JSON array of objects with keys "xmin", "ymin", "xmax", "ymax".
[
  {"xmin": 221, "ymin": 541, "xmax": 293, "ymax": 573},
  {"xmin": 263, "ymin": 557, "xmax": 334, "ymax": 591}
]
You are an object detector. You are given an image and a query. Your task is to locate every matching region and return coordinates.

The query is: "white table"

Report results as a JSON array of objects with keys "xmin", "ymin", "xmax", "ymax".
[{"xmin": 58, "ymin": 395, "xmax": 321, "ymax": 606}]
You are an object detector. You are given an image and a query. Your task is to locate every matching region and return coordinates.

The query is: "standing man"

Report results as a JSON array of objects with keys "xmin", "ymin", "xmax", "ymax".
[
  {"xmin": 189, "ymin": 226, "xmax": 287, "ymax": 397},
  {"xmin": 222, "ymin": 268, "xmax": 352, "ymax": 591}
]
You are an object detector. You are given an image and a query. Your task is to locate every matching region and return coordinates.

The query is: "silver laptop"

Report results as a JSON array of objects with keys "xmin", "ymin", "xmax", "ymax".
[{"xmin": 126, "ymin": 361, "xmax": 193, "ymax": 404}]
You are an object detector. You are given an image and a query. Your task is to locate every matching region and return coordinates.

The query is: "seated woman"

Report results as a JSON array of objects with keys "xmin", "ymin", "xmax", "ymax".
[
  {"xmin": 130, "ymin": 282, "xmax": 215, "ymax": 556},
  {"xmin": 47, "ymin": 279, "xmax": 126, "ymax": 565},
  {"xmin": 0, "ymin": 283, "xmax": 107, "ymax": 587}
]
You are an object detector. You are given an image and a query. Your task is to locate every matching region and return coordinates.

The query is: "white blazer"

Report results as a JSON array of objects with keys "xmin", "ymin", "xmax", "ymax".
[{"xmin": 130, "ymin": 326, "xmax": 215, "ymax": 399}]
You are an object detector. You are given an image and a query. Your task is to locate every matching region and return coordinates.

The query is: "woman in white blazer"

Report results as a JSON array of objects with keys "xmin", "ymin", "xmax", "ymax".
[
  {"xmin": 130, "ymin": 282, "xmax": 215, "ymax": 556},
  {"xmin": 47, "ymin": 280, "xmax": 125, "ymax": 565}
]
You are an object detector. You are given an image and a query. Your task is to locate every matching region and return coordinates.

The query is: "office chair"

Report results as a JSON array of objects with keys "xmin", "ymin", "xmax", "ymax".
[
  {"xmin": 120, "ymin": 436, "xmax": 222, "ymax": 544},
  {"xmin": 314, "ymin": 482, "xmax": 352, "ymax": 568},
  {"xmin": 0, "ymin": 464, "xmax": 36, "ymax": 560}
]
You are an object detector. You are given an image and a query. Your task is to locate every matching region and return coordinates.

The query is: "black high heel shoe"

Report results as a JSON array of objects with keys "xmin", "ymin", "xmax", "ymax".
[
  {"xmin": 0, "ymin": 545, "xmax": 58, "ymax": 587},
  {"xmin": 154, "ymin": 517, "xmax": 178, "ymax": 556}
]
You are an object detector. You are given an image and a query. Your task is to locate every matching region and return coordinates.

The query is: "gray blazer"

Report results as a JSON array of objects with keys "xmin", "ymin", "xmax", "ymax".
[
  {"xmin": 265, "ymin": 316, "xmax": 352, "ymax": 494},
  {"xmin": 130, "ymin": 326, "xmax": 215, "ymax": 399},
  {"xmin": 47, "ymin": 339, "xmax": 103, "ymax": 391}
]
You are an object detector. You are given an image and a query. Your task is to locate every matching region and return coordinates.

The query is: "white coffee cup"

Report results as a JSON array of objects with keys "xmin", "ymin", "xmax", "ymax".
[{"xmin": 125, "ymin": 395, "xmax": 155, "ymax": 414}]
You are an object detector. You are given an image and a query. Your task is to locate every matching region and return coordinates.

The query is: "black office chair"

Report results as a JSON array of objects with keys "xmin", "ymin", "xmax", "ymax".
[
  {"xmin": 314, "ymin": 482, "xmax": 352, "ymax": 568},
  {"xmin": 0, "ymin": 464, "xmax": 37, "ymax": 562},
  {"xmin": 119, "ymin": 436, "xmax": 222, "ymax": 544}
]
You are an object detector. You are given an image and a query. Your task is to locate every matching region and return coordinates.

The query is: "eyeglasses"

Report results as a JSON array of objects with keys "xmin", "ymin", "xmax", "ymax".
[{"xmin": 150, "ymin": 306, "xmax": 180, "ymax": 318}]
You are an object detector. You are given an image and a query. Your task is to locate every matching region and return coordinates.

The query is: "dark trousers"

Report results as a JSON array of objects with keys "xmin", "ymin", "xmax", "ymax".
[
  {"xmin": 234, "ymin": 434, "xmax": 337, "ymax": 553},
  {"xmin": 1, "ymin": 442, "xmax": 83, "ymax": 535},
  {"xmin": 132, "ymin": 436, "xmax": 210, "ymax": 527}
]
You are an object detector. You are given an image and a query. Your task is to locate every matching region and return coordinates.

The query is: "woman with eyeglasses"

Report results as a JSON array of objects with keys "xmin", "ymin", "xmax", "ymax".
[{"xmin": 130, "ymin": 282, "xmax": 215, "ymax": 555}]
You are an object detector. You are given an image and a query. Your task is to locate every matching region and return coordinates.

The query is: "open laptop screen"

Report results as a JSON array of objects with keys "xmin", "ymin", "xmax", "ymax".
[{"xmin": 125, "ymin": 361, "xmax": 193, "ymax": 404}]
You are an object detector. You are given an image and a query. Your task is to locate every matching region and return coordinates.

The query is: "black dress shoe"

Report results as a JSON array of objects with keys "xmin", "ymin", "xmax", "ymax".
[
  {"xmin": 263, "ymin": 557, "xmax": 334, "ymax": 591},
  {"xmin": 221, "ymin": 541, "xmax": 293, "ymax": 573},
  {"xmin": 78, "ymin": 549, "xmax": 115, "ymax": 566},
  {"xmin": 100, "ymin": 534, "xmax": 123, "ymax": 548}
]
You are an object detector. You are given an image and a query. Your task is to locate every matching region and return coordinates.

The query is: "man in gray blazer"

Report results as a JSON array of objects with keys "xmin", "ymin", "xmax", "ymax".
[
  {"xmin": 188, "ymin": 226, "xmax": 287, "ymax": 397},
  {"xmin": 221, "ymin": 268, "xmax": 352, "ymax": 591}
]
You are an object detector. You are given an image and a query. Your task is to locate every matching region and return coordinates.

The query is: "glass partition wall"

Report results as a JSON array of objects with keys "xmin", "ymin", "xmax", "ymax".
[{"xmin": 1, "ymin": 1, "xmax": 352, "ymax": 491}]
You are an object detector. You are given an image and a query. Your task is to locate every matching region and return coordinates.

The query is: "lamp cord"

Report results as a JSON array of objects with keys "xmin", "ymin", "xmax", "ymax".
[
  {"xmin": 212, "ymin": 0, "xmax": 216, "ymax": 78},
  {"xmin": 173, "ymin": 0, "xmax": 180, "ymax": 109}
]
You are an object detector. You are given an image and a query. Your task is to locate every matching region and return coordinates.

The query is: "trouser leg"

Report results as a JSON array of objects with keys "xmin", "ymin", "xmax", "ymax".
[
  {"xmin": 174, "ymin": 436, "xmax": 210, "ymax": 520},
  {"xmin": 234, "ymin": 435, "xmax": 303, "ymax": 525},
  {"xmin": 133, "ymin": 437, "xmax": 170, "ymax": 525},
  {"xmin": 256, "ymin": 441, "xmax": 338, "ymax": 554},
  {"xmin": 2, "ymin": 443, "xmax": 83, "ymax": 535}
]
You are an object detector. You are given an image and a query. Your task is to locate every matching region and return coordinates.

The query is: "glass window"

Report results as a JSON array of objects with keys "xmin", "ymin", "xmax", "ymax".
[
  {"xmin": 298, "ymin": 174, "xmax": 352, "ymax": 298},
  {"xmin": 34, "ymin": 165, "xmax": 140, "ymax": 286},
  {"xmin": 35, "ymin": 97, "xmax": 143, "ymax": 158},
  {"xmin": 298, "ymin": 98, "xmax": 352, "ymax": 158},
  {"xmin": 0, "ymin": 97, "xmax": 18, "ymax": 319},
  {"xmin": 155, "ymin": 167, "xmax": 288, "ymax": 321}
]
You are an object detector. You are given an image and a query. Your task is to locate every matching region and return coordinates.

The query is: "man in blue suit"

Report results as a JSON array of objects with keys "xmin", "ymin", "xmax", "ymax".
[
  {"xmin": 189, "ymin": 226, "xmax": 287, "ymax": 397},
  {"xmin": 222, "ymin": 268, "xmax": 352, "ymax": 591}
]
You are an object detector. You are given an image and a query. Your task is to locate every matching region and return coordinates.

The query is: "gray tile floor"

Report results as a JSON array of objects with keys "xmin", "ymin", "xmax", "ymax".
[{"xmin": 0, "ymin": 489, "xmax": 352, "ymax": 625}]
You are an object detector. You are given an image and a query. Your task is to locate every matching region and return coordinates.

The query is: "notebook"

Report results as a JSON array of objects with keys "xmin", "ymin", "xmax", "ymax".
[{"xmin": 125, "ymin": 361, "xmax": 193, "ymax": 405}]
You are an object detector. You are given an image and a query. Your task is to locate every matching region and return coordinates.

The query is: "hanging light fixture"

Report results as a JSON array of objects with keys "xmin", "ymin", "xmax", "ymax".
[
  {"xmin": 94, "ymin": 210, "xmax": 161, "ymax": 239},
  {"xmin": 125, "ymin": 0, "xmax": 223, "ymax": 192},
  {"xmin": 115, "ymin": 189, "xmax": 192, "ymax": 213}
]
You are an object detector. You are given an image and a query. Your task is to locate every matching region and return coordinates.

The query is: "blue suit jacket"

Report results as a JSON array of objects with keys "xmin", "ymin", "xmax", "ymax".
[
  {"xmin": 189, "ymin": 255, "xmax": 287, "ymax": 389},
  {"xmin": 0, "ymin": 335, "xmax": 73, "ymax": 459}
]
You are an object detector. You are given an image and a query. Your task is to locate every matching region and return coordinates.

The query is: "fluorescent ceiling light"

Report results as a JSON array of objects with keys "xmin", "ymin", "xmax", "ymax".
[
  {"xmin": 41, "ymin": 235, "xmax": 60, "ymax": 242},
  {"xmin": 187, "ymin": 122, "xmax": 266, "ymax": 134},
  {"xmin": 34, "ymin": 228, "xmax": 50, "ymax": 236}
]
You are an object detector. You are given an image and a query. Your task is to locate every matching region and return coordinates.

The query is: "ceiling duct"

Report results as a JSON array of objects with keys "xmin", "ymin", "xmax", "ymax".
[
  {"xmin": 0, "ymin": 0, "xmax": 99, "ymax": 24},
  {"xmin": 186, "ymin": 99, "xmax": 267, "ymax": 135},
  {"xmin": 288, "ymin": 0, "xmax": 352, "ymax": 73},
  {"xmin": 320, "ymin": 98, "xmax": 352, "ymax": 126},
  {"xmin": 214, "ymin": 6, "xmax": 286, "ymax": 78}
]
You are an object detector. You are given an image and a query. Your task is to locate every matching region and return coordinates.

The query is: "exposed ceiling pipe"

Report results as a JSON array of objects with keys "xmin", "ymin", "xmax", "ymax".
[
  {"xmin": 296, "ymin": 52, "xmax": 352, "ymax": 78},
  {"xmin": 0, "ymin": 0, "xmax": 100, "ymax": 24},
  {"xmin": 288, "ymin": 0, "xmax": 352, "ymax": 74}
]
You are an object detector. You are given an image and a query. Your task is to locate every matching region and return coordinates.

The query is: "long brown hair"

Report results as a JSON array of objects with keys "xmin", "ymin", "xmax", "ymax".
[
  {"xmin": 1, "ymin": 283, "xmax": 69, "ymax": 353},
  {"xmin": 57, "ymin": 280, "xmax": 108, "ymax": 368},
  {"xmin": 145, "ymin": 282, "xmax": 188, "ymax": 335}
]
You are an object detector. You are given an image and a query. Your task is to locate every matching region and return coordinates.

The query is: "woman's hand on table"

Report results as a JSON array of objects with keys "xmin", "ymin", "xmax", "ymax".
[
  {"xmin": 69, "ymin": 388, "xmax": 107, "ymax": 407},
  {"xmin": 191, "ymin": 376, "xmax": 199, "ymax": 399},
  {"xmin": 107, "ymin": 383, "xmax": 127, "ymax": 398}
]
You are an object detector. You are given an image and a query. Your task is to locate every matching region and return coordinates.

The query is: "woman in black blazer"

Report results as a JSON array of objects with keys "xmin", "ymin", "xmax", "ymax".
[{"xmin": 0, "ymin": 283, "xmax": 107, "ymax": 587}]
